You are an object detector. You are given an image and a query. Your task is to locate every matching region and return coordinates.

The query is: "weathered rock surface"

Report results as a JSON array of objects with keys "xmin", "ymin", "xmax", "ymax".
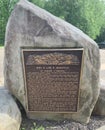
[
  {"xmin": 4, "ymin": 0, "xmax": 100, "ymax": 123},
  {"xmin": 0, "ymin": 88, "xmax": 21, "ymax": 130},
  {"xmin": 93, "ymin": 79, "xmax": 105, "ymax": 116},
  {"xmin": 96, "ymin": 126, "xmax": 105, "ymax": 130}
]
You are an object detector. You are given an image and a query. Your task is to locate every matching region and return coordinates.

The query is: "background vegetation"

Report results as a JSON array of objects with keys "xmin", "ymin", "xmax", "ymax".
[{"xmin": 0, "ymin": 0, "xmax": 105, "ymax": 45}]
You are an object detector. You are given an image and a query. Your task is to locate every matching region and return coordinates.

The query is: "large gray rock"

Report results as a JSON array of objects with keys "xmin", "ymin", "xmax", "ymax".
[
  {"xmin": 93, "ymin": 79, "xmax": 105, "ymax": 115},
  {"xmin": 0, "ymin": 88, "xmax": 21, "ymax": 130},
  {"xmin": 4, "ymin": 0, "xmax": 100, "ymax": 123}
]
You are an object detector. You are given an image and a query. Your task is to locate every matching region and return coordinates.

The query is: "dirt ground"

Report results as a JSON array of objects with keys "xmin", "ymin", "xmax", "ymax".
[{"xmin": 0, "ymin": 48, "xmax": 105, "ymax": 130}]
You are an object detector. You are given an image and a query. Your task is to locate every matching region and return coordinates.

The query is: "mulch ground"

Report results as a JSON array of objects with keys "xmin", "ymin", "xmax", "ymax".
[{"xmin": 20, "ymin": 110, "xmax": 105, "ymax": 130}]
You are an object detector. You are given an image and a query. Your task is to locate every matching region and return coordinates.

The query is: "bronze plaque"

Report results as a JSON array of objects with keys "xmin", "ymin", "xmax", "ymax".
[{"xmin": 22, "ymin": 49, "xmax": 83, "ymax": 113}]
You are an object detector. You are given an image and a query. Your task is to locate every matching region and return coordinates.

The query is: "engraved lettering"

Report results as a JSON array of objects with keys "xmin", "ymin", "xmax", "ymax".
[{"xmin": 22, "ymin": 49, "xmax": 83, "ymax": 112}]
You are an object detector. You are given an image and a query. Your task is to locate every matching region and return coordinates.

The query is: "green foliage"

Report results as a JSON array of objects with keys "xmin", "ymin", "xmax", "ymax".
[
  {"xmin": 44, "ymin": 0, "xmax": 105, "ymax": 40},
  {"xmin": 28, "ymin": 0, "xmax": 46, "ymax": 8},
  {"xmin": 0, "ymin": 0, "xmax": 105, "ymax": 45},
  {"xmin": 0, "ymin": 0, "xmax": 19, "ymax": 45},
  {"xmin": 0, "ymin": 44, "xmax": 4, "ymax": 48},
  {"xmin": 95, "ymin": 26, "xmax": 105, "ymax": 43}
]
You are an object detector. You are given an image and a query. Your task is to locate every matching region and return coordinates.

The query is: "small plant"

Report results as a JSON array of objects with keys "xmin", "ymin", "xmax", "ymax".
[
  {"xmin": 21, "ymin": 128, "xmax": 25, "ymax": 130},
  {"xmin": 21, "ymin": 122, "xmax": 45, "ymax": 130},
  {"xmin": 31, "ymin": 122, "xmax": 45, "ymax": 130}
]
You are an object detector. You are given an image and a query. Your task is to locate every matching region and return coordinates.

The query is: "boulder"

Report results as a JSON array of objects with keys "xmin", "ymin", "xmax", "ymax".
[
  {"xmin": 0, "ymin": 88, "xmax": 21, "ymax": 130},
  {"xmin": 93, "ymin": 79, "xmax": 105, "ymax": 115},
  {"xmin": 4, "ymin": 0, "xmax": 100, "ymax": 123}
]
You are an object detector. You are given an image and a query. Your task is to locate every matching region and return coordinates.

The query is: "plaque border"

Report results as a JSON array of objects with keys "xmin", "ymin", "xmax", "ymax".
[{"xmin": 22, "ymin": 48, "xmax": 84, "ymax": 114}]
